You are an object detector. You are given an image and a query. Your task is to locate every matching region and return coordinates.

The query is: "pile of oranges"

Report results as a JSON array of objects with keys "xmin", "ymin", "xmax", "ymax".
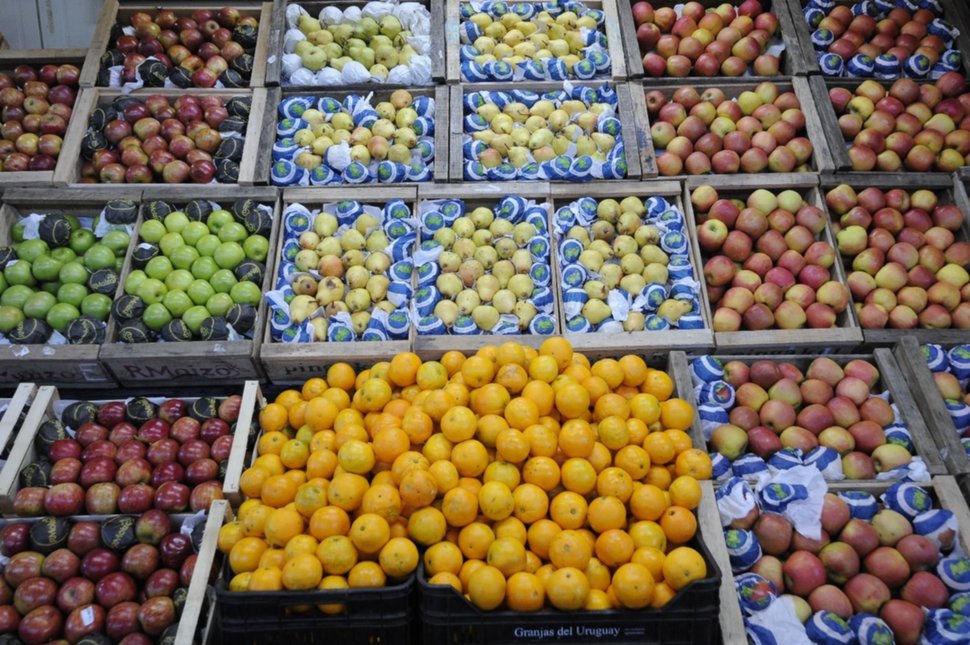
[{"xmin": 216, "ymin": 337, "xmax": 712, "ymax": 613}]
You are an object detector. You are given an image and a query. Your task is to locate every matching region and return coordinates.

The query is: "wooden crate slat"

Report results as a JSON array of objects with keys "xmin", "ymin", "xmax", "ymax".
[
  {"xmin": 697, "ymin": 479, "xmax": 746, "ymax": 645},
  {"xmin": 223, "ymin": 380, "xmax": 263, "ymax": 507}
]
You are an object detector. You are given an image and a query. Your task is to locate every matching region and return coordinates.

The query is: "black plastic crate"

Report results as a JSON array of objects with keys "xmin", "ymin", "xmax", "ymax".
[
  {"xmin": 418, "ymin": 536, "xmax": 721, "ymax": 645},
  {"xmin": 212, "ymin": 560, "xmax": 416, "ymax": 645}
]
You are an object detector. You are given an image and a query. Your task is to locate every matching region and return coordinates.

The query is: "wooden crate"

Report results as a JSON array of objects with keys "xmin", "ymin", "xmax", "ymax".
[
  {"xmin": 445, "ymin": 0, "xmax": 627, "ymax": 84},
  {"xmin": 55, "ymin": 86, "xmax": 268, "ymax": 187},
  {"xmin": 894, "ymin": 336, "xmax": 970, "ymax": 477},
  {"xmin": 450, "ymin": 80, "xmax": 645, "ymax": 182},
  {"xmin": 0, "ymin": 49, "xmax": 90, "ymax": 188},
  {"xmin": 808, "ymin": 75, "xmax": 970, "ymax": 175},
  {"xmin": 785, "ymin": 0, "xmax": 970, "ymax": 78},
  {"xmin": 681, "ymin": 177, "xmax": 864, "ymax": 352},
  {"xmin": 547, "ymin": 180, "xmax": 715, "ymax": 359},
  {"xmin": 617, "ymin": 0, "xmax": 810, "ymax": 81},
  {"xmin": 0, "ymin": 187, "xmax": 144, "ymax": 387},
  {"xmin": 684, "ymin": 350, "xmax": 946, "ymax": 489},
  {"xmin": 262, "ymin": 84, "xmax": 450, "ymax": 187},
  {"xmin": 632, "ymin": 76, "xmax": 837, "ymax": 179},
  {"xmin": 98, "ymin": 186, "xmax": 279, "ymax": 386},
  {"xmin": 81, "ymin": 1, "xmax": 274, "ymax": 89},
  {"xmin": 712, "ymin": 475, "xmax": 970, "ymax": 643},
  {"xmin": 259, "ymin": 186, "xmax": 417, "ymax": 384},
  {"xmin": 410, "ymin": 182, "xmax": 556, "ymax": 359},
  {"xmin": 0, "ymin": 383, "xmax": 38, "ymax": 461},
  {"xmin": 268, "ymin": 0, "xmax": 445, "ymax": 87},
  {"xmin": 817, "ymin": 173, "xmax": 970, "ymax": 347},
  {"xmin": 0, "ymin": 383, "xmax": 256, "ymax": 516}
]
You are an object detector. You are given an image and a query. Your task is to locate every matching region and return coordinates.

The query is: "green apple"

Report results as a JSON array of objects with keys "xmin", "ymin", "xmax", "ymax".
[
  {"xmin": 181, "ymin": 221, "xmax": 209, "ymax": 246},
  {"xmin": 196, "ymin": 234, "xmax": 221, "ymax": 257},
  {"xmin": 230, "ymin": 280, "xmax": 262, "ymax": 306},
  {"xmin": 142, "ymin": 302, "xmax": 173, "ymax": 331},
  {"xmin": 81, "ymin": 293, "xmax": 112, "ymax": 320},
  {"xmin": 83, "ymin": 244, "xmax": 116, "ymax": 271},
  {"xmin": 50, "ymin": 247, "xmax": 76, "ymax": 263},
  {"xmin": 218, "ymin": 222, "xmax": 248, "ymax": 243},
  {"xmin": 164, "ymin": 211, "xmax": 190, "ymax": 233},
  {"xmin": 31, "ymin": 256, "xmax": 63, "ymax": 282},
  {"xmin": 183, "ymin": 305, "xmax": 210, "ymax": 334},
  {"xmin": 22, "ymin": 291, "xmax": 57, "ymax": 319},
  {"xmin": 187, "ymin": 279, "xmax": 215, "ymax": 306},
  {"xmin": 16, "ymin": 239, "xmax": 49, "ymax": 263},
  {"xmin": 139, "ymin": 219, "xmax": 167, "ymax": 244},
  {"xmin": 101, "ymin": 230, "xmax": 131, "ymax": 255},
  {"xmin": 58, "ymin": 261, "xmax": 88, "ymax": 285},
  {"xmin": 210, "ymin": 269, "xmax": 237, "ymax": 294},
  {"xmin": 243, "ymin": 235, "xmax": 269, "ymax": 262},
  {"xmin": 5, "ymin": 261, "xmax": 36, "ymax": 287},
  {"xmin": 164, "ymin": 269, "xmax": 194, "ymax": 292},
  {"xmin": 145, "ymin": 256, "xmax": 174, "ymax": 281},
  {"xmin": 159, "ymin": 232, "xmax": 185, "ymax": 257},
  {"xmin": 0, "ymin": 285, "xmax": 33, "ymax": 309},
  {"xmin": 68, "ymin": 228, "xmax": 96, "ymax": 254},
  {"xmin": 46, "ymin": 303, "xmax": 79, "ymax": 333},
  {"xmin": 114, "ymin": 257, "xmax": 123, "ymax": 273},
  {"xmin": 161, "ymin": 289, "xmax": 193, "ymax": 318},
  {"xmin": 206, "ymin": 292, "xmax": 234, "ymax": 317},
  {"xmin": 214, "ymin": 242, "xmax": 245, "ymax": 270},
  {"xmin": 0, "ymin": 305, "xmax": 24, "ymax": 333},
  {"xmin": 206, "ymin": 210, "xmax": 234, "ymax": 234},
  {"xmin": 169, "ymin": 245, "xmax": 200, "ymax": 271},
  {"xmin": 191, "ymin": 256, "xmax": 219, "ymax": 281},
  {"xmin": 124, "ymin": 270, "xmax": 148, "ymax": 296},
  {"xmin": 0, "ymin": 273, "xmax": 7, "ymax": 293},
  {"xmin": 57, "ymin": 283, "xmax": 88, "ymax": 308},
  {"xmin": 40, "ymin": 281, "xmax": 61, "ymax": 296},
  {"xmin": 135, "ymin": 278, "xmax": 167, "ymax": 305}
]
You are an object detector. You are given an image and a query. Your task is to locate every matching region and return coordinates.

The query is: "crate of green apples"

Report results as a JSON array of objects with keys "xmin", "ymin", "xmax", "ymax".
[
  {"xmin": 99, "ymin": 188, "xmax": 279, "ymax": 386},
  {"xmin": 0, "ymin": 189, "xmax": 139, "ymax": 387}
]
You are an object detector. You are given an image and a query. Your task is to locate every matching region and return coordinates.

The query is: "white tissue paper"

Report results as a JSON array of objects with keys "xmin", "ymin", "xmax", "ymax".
[
  {"xmin": 289, "ymin": 68, "xmax": 316, "ymax": 85},
  {"xmin": 756, "ymin": 466, "xmax": 826, "ymax": 540},
  {"xmin": 281, "ymin": 53, "xmax": 304, "ymax": 77},
  {"xmin": 283, "ymin": 28, "xmax": 306, "ymax": 54},
  {"xmin": 341, "ymin": 61, "xmax": 371, "ymax": 84},
  {"xmin": 387, "ymin": 65, "xmax": 413, "ymax": 85},
  {"xmin": 746, "ymin": 596, "xmax": 812, "ymax": 644},
  {"xmin": 315, "ymin": 68, "xmax": 343, "ymax": 85},
  {"xmin": 325, "ymin": 142, "xmax": 352, "ymax": 171},
  {"xmin": 409, "ymin": 55, "xmax": 433, "ymax": 85},
  {"xmin": 717, "ymin": 481, "xmax": 757, "ymax": 528},
  {"xmin": 362, "ymin": 2, "xmax": 396, "ymax": 21},
  {"xmin": 343, "ymin": 6, "xmax": 363, "ymax": 24},
  {"xmin": 319, "ymin": 6, "xmax": 344, "ymax": 26},
  {"xmin": 286, "ymin": 4, "xmax": 308, "ymax": 26}
]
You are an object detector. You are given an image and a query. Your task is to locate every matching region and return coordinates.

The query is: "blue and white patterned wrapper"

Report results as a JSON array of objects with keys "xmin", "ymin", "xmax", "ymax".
[
  {"xmin": 733, "ymin": 454, "xmax": 769, "ymax": 480},
  {"xmin": 819, "ymin": 53, "xmax": 844, "ymax": 77},
  {"xmin": 698, "ymin": 405, "xmax": 729, "ymax": 441},
  {"xmin": 803, "ymin": 7, "xmax": 825, "ymax": 29},
  {"xmin": 711, "ymin": 451, "xmax": 732, "ymax": 481},
  {"xmin": 846, "ymin": 54, "xmax": 875, "ymax": 78},
  {"xmin": 745, "ymin": 624, "xmax": 780, "ymax": 645},
  {"xmin": 691, "ymin": 355, "xmax": 723, "ymax": 385},
  {"xmin": 806, "ymin": 611, "xmax": 853, "ymax": 644},
  {"xmin": 695, "ymin": 381, "xmax": 735, "ymax": 408},
  {"xmin": 529, "ymin": 314, "xmax": 556, "ymax": 335},
  {"xmin": 804, "ymin": 446, "xmax": 843, "ymax": 480},
  {"xmin": 849, "ymin": 613, "xmax": 894, "ymax": 645},
  {"xmin": 735, "ymin": 572, "xmax": 777, "ymax": 615},
  {"xmin": 925, "ymin": 343, "xmax": 950, "ymax": 372},
  {"xmin": 565, "ymin": 315, "xmax": 591, "ymax": 333},
  {"xmin": 904, "ymin": 53, "xmax": 932, "ymax": 78},
  {"xmin": 725, "ymin": 532, "xmax": 763, "ymax": 575},
  {"xmin": 964, "ymin": 437, "xmax": 970, "ymax": 460},
  {"xmin": 837, "ymin": 490, "xmax": 878, "ymax": 520},
  {"xmin": 950, "ymin": 591, "xmax": 970, "ymax": 617},
  {"xmin": 885, "ymin": 424, "xmax": 914, "ymax": 452},
  {"xmin": 948, "ymin": 345, "xmax": 970, "ymax": 379},
  {"xmin": 921, "ymin": 609, "xmax": 970, "ymax": 644},
  {"xmin": 759, "ymin": 482, "xmax": 809, "ymax": 513},
  {"xmin": 811, "ymin": 29, "xmax": 834, "ymax": 51},
  {"xmin": 716, "ymin": 476, "xmax": 756, "ymax": 527},
  {"xmin": 945, "ymin": 399, "xmax": 970, "ymax": 433},
  {"xmin": 881, "ymin": 481, "xmax": 933, "ymax": 520},
  {"xmin": 874, "ymin": 54, "xmax": 900, "ymax": 79},
  {"xmin": 915, "ymin": 508, "xmax": 959, "ymax": 552}
]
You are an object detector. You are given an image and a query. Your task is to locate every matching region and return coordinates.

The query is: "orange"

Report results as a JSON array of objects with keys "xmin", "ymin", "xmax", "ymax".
[
  {"xmin": 521, "ymin": 456, "xmax": 560, "ymax": 492},
  {"xmin": 505, "ymin": 572, "xmax": 545, "ymax": 612},
  {"xmin": 399, "ymin": 468, "xmax": 438, "ymax": 508},
  {"xmin": 360, "ymin": 484, "xmax": 402, "ymax": 521},
  {"xmin": 333, "ymin": 408, "xmax": 364, "ymax": 433},
  {"xmin": 666, "ymin": 428, "xmax": 693, "ymax": 454},
  {"xmin": 310, "ymin": 430, "xmax": 336, "ymax": 453},
  {"xmin": 585, "ymin": 588, "xmax": 612, "ymax": 610},
  {"xmin": 549, "ymin": 491, "xmax": 588, "ymax": 530},
  {"xmin": 440, "ymin": 406, "xmax": 477, "ymax": 443},
  {"xmin": 369, "ymin": 362, "xmax": 390, "ymax": 382},
  {"xmin": 322, "ymin": 388, "xmax": 351, "ymax": 411},
  {"xmin": 522, "ymin": 380, "xmax": 554, "ymax": 415},
  {"xmin": 594, "ymin": 393, "xmax": 630, "ymax": 421},
  {"xmin": 440, "ymin": 350, "xmax": 466, "ymax": 376},
  {"xmin": 660, "ymin": 506, "xmax": 697, "ymax": 544},
  {"xmin": 495, "ymin": 341, "xmax": 527, "ymax": 367},
  {"xmin": 282, "ymin": 553, "xmax": 323, "ymax": 590},
  {"xmin": 644, "ymin": 432, "xmax": 676, "ymax": 465},
  {"xmin": 539, "ymin": 337, "xmax": 573, "ymax": 371},
  {"xmin": 467, "ymin": 565, "xmax": 506, "ymax": 610},
  {"xmin": 451, "ymin": 439, "xmax": 489, "ymax": 478},
  {"xmin": 305, "ymin": 397, "xmax": 339, "ymax": 432},
  {"xmin": 259, "ymin": 548, "xmax": 286, "ymax": 569},
  {"xmin": 483, "ymin": 461, "xmax": 520, "ymax": 490},
  {"xmin": 476, "ymin": 414, "xmax": 508, "ymax": 447},
  {"xmin": 629, "ymin": 393, "xmax": 661, "ymax": 425},
  {"xmin": 459, "ymin": 559, "xmax": 486, "ymax": 590},
  {"xmin": 259, "ymin": 403, "xmax": 288, "ymax": 433},
  {"xmin": 587, "ymin": 496, "xmax": 627, "ymax": 533},
  {"xmin": 563, "ymin": 363, "xmax": 591, "ymax": 383},
  {"xmin": 675, "ymin": 448, "xmax": 712, "ymax": 479},
  {"xmin": 493, "ymin": 517, "xmax": 527, "ymax": 544},
  {"xmin": 458, "ymin": 522, "xmax": 495, "ymax": 560},
  {"xmin": 628, "ymin": 520, "xmax": 667, "ymax": 552},
  {"xmin": 229, "ymin": 537, "xmax": 268, "ymax": 574},
  {"xmin": 585, "ymin": 557, "xmax": 612, "ymax": 591},
  {"xmin": 644, "ymin": 465, "xmax": 673, "ymax": 490},
  {"xmin": 379, "ymin": 537, "xmax": 419, "ymax": 577},
  {"xmin": 370, "ymin": 427, "xmax": 408, "ymax": 465},
  {"xmin": 407, "ymin": 507, "xmax": 447, "ymax": 547},
  {"xmin": 597, "ymin": 416, "xmax": 631, "ymax": 450},
  {"xmin": 442, "ymin": 486, "xmax": 479, "ymax": 528},
  {"xmin": 348, "ymin": 561, "xmax": 387, "ymax": 588},
  {"xmin": 280, "ymin": 439, "xmax": 309, "ymax": 470},
  {"xmin": 582, "ymin": 375, "xmax": 610, "ymax": 404},
  {"xmin": 316, "ymin": 574, "xmax": 349, "ymax": 614},
  {"xmin": 309, "ymin": 505, "xmax": 351, "ymax": 540},
  {"xmin": 248, "ymin": 566, "xmax": 283, "ymax": 591},
  {"xmin": 496, "ymin": 428, "xmax": 530, "ymax": 464},
  {"xmin": 305, "ymin": 449, "xmax": 338, "ymax": 481},
  {"xmin": 327, "ymin": 472, "xmax": 369, "ymax": 511},
  {"xmin": 294, "ymin": 483, "xmax": 329, "ymax": 519},
  {"xmin": 416, "ymin": 360, "xmax": 448, "ymax": 390},
  {"xmin": 591, "ymin": 358, "xmax": 624, "ymax": 389},
  {"xmin": 504, "ymin": 397, "xmax": 539, "ymax": 430},
  {"xmin": 287, "ymin": 400, "xmax": 307, "ymax": 429},
  {"xmin": 257, "ymin": 430, "xmax": 287, "ymax": 456},
  {"xmin": 526, "ymin": 519, "xmax": 561, "ymax": 560},
  {"xmin": 587, "ymin": 442, "xmax": 611, "ymax": 473},
  {"xmin": 326, "ymin": 363, "xmax": 356, "ymax": 391},
  {"xmin": 618, "ymin": 355, "xmax": 648, "ymax": 387},
  {"xmin": 642, "ymin": 369, "xmax": 674, "ymax": 400},
  {"xmin": 264, "ymin": 507, "xmax": 304, "ymax": 548},
  {"xmin": 276, "ymin": 389, "xmax": 303, "ymax": 409},
  {"xmin": 424, "ymin": 541, "xmax": 464, "ymax": 576},
  {"xmin": 668, "ymin": 476, "xmax": 702, "ymax": 510},
  {"xmin": 399, "ymin": 407, "xmax": 432, "ymax": 444},
  {"xmin": 545, "ymin": 567, "xmax": 589, "ymax": 610},
  {"xmin": 261, "ymin": 475, "xmax": 298, "ymax": 508},
  {"xmin": 659, "ymin": 399, "xmax": 694, "ymax": 431},
  {"xmin": 337, "ymin": 439, "xmax": 375, "ymax": 475},
  {"xmin": 554, "ymin": 382, "xmax": 590, "ymax": 419},
  {"xmin": 511, "ymin": 483, "xmax": 548, "ymax": 524},
  {"xmin": 470, "ymin": 383, "xmax": 510, "ymax": 416},
  {"xmin": 388, "ymin": 352, "xmax": 421, "ymax": 387},
  {"xmin": 239, "ymin": 466, "xmax": 271, "ymax": 500},
  {"xmin": 229, "ymin": 572, "xmax": 251, "ymax": 592},
  {"xmin": 559, "ymin": 419, "xmax": 595, "ymax": 458},
  {"xmin": 477, "ymin": 480, "xmax": 514, "ymax": 521},
  {"xmin": 358, "ymin": 378, "xmax": 393, "ymax": 412},
  {"xmin": 218, "ymin": 521, "xmax": 245, "ymax": 554},
  {"xmin": 560, "ymin": 458, "xmax": 597, "ymax": 495},
  {"xmin": 487, "ymin": 536, "xmax": 527, "ymax": 577},
  {"xmin": 594, "ymin": 529, "xmax": 635, "ymax": 567},
  {"xmin": 429, "ymin": 460, "xmax": 460, "ymax": 493},
  {"xmin": 391, "ymin": 451, "xmax": 429, "ymax": 483},
  {"xmin": 334, "ymin": 424, "xmax": 368, "ymax": 450},
  {"xmin": 317, "ymin": 535, "xmax": 357, "ymax": 575},
  {"xmin": 461, "ymin": 355, "xmax": 495, "ymax": 388},
  {"xmin": 651, "ymin": 580, "xmax": 677, "ymax": 608},
  {"xmin": 495, "ymin": 363, "xmax": 529, "ymax": 393},
  {"xmin": 422, "ymin": 433, "xmax": 454, "ymax": 463},
  {"xmin": 596, "ymin": 467, "xmax": 634, "ymax": 502},
  {"xmin": 528, "ymin": 355, "xmax": 559, "ymax": 383},
  {"xmin": 284, "ymin": 534, "xmax": 318, "ymax": 559},
  {"xmin": 631, "ymin": 546, "xmax": 665, "ymax": 582},
  {"xmin": 614, "ymin": 445, "xmax": 651, "ymax": 480},
  {"xmin": 663, "ymin": 546, "xmax": 707, "ymax": 590},
  {"xmin": 548, "ymin": 530, "xmax": 592, "ymax": 570},
  {"xmin": 302, "ymin": 377, "xmax": 328, "ymax": 401},
  {"xmin": 629, "ymin": 484, "xmax": 667, "ymax": 521},
  {"xmin": 611, "ymin": 562, "xmax": 655, "ymax": 608}
]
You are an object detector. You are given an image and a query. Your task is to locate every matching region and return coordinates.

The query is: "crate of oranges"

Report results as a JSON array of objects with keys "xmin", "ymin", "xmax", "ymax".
[{"xmin": 215, "ymin": 337, "xmax": 720, "ymax": 642}]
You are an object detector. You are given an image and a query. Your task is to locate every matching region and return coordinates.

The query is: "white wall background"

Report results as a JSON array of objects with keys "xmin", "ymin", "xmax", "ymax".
[{"xmin": 1, "ymin": 0, "xmax": 101, "ymax": 49}]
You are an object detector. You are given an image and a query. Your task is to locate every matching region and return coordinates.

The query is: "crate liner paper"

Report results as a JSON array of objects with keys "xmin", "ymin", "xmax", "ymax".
[
  {"xmin": 745, "ymin": 598, "xmax": 811, "ymax": 645},
  {"xmin": 715, "ymin": 476, "xmax": 757, "ymax": 528}
]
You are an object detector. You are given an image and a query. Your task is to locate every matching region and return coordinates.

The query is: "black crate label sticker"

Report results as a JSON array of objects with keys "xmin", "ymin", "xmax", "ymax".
[{"xmin": 511, "ymin": 626, "xmax": 645, "ymax": 640}]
